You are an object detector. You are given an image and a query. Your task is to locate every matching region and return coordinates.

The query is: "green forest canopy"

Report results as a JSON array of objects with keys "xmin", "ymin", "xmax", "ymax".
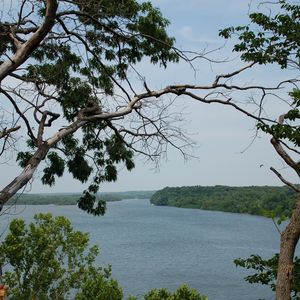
[
  {"xmin": 150, "ymin": 185, "xmax": 298, "ymax": 217},
  {"xmin": 9, "ymin": 190, "xmax": 155, "ymax": 206}
]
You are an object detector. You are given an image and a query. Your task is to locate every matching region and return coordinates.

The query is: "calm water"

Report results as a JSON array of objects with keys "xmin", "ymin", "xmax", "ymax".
[{"xmin": 1, "ymin": 199, "xmax": 284, "ymax": 300}]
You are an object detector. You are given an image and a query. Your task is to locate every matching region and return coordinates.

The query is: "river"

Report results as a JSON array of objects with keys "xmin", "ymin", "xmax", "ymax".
[{"xmin": 1, "ymin": 199, "xmax": 281, "ymax": 299}]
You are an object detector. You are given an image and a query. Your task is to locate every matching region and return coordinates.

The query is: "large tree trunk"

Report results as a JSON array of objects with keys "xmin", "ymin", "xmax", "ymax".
[
  {"xmin": 0, "ymin": 119, "xmax": 87, "ymax": 209},
  {"xmin": 276, "ymin": 194, "xmax": 300, "ymax": 300},
  {"xmin": 0, "ymin": 0, "xmax": 58, "ymax": 82},
  {"xmin": 0, "ymin": 143, "xmax": 50, "ymax": 208}
]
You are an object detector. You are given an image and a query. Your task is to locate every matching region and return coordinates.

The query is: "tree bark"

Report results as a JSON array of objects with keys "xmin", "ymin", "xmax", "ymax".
[
  {"xmin": 0, "ymin": 143, "xmax": 50, "ymax": 208},
  {"xmin": 276, "ymin": 194, "xmax": 300, "ymax": 300},
  {"xmin": 0, "ymin": 91, "xmax": 145, "ymax": 208},
  {"xmin": 0, "ymin": 0, "xmax": 58, "ymax": 82},
  {"xmin": 0, "ymin": 119, "xmax": 86, "ymax": 209}
]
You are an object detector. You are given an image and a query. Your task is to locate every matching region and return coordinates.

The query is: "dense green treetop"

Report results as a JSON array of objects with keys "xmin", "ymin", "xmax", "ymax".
[
  {"xmin": 151, "ymin": 185, "xmax": 297, "ymax": 217},
  {"xmin": 128, "ymin": 285, "xmax": 208, "ymax": 300},
  {"xmin": 0, "ymin": 213, "xmax": 122, "ymax": 299}
]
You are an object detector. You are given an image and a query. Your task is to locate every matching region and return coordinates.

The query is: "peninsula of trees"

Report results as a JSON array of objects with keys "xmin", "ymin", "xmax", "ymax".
[
  {"xmin": 9, "ymin": 191, "xmax": 155, "ymax": 206},
  {"xmin": 150, "ymin": 186, "xmax": 297, "ymax": 217}
]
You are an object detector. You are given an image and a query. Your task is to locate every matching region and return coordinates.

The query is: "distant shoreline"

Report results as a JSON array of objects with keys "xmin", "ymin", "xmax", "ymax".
[
  {"xmin": 150, "ymin": 185, "xmax": 297, "ymax": 218},
  {"xmin": 9, "ymin": 185, "xmax": 297, "ymax": 218},
  {"xmin": 9, "ymin": 190, "xmax": 155, "ymax": 206}
]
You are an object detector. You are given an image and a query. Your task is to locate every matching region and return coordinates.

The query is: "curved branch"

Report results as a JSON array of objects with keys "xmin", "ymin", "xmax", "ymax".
[
  {"xmin": 270, "ymin": 167, "xmax": 300, "ymax": 193},
  {"xmin": 271, "ymin": 137, "xmax": 300, "ymax": 177},
  {"xmin": 0, "ymin": 126, "xmax": 21, "ymax": 139},
  {"xmin": 270, "ymin": 113, "xmax": 300, "ymax": 178},
  {"xmin": 213, "ymin": 62, "xmax": 256, "ymax": 86},
  {"xmin": 0, "ymin": 88, "xmax": 36, "ymax": 141},
  {"xmin": 0, "ymin": 0, "xmax": 58, "ymax": 82}
]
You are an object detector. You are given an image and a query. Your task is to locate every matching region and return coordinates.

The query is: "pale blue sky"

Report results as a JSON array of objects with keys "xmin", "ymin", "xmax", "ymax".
[{"xmin": 1, "ymin": 0, "xmax": 298, "ymax": 193}]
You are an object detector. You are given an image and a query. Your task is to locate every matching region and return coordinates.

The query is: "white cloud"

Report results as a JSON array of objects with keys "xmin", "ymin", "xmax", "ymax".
[{"xmin": 178, "ymin": 25, "xmax": 221, "ymax": 44}]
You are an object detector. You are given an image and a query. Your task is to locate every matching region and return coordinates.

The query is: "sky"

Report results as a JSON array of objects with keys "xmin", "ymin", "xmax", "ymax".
[{"xmin": 1, "ymin": 0, "xmax": 299, "ymax": 193}]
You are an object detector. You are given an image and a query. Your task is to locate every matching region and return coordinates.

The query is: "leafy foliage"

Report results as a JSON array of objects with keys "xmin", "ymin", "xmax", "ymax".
[
  {"xmin": 41, "ymin": 152, "xmax": 65, "ymax": 186},
  {"xmin": 234, "ymin": 254, "xmax": 300, "ymax": 299},
  {"xmin": 0, "ymin": 213, "xmax": 122, "ymax": 300},
  {"xmin": 75, "ymin": 268, "xmax": 123, "ymax": 300},
  {"xmin": 219, "ymin": 0, "xmax": 300, "ymax": 68},
  {"xmin": 128, "ymin": 285, "xmax": 208, "ymax": 300}
]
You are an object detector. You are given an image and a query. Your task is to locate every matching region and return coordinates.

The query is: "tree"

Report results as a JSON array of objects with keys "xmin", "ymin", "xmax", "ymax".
[
  {"xmin": 0, "ymin": 0, "xmax": 191, "ymax": 215},
  {"xmin": 151, "ymin": 1, "xmax": 298, "ymax": 298},
  {"xmin": 128, "ymin": 285, "xmax": 208, "ymax": 300},
  {"xmin": 0, "ymin": 213, "xmax": 123, "ymax": 299},
  {"xmin": 218, "ymin": 3, "xmax": 300, "ymax": 299},
  {"xmin": 1, "ymin": 1, "xmax": 299, "ymax": 299}
]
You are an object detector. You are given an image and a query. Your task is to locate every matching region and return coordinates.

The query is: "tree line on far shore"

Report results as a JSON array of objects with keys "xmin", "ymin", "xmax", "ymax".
[
  {"xmin": 8, "ymin": 190, "xmax": 155, "ymax": 206},
  {"xmin": 150, "ymin": 185, "xmax": 297, "ymax": 217}
]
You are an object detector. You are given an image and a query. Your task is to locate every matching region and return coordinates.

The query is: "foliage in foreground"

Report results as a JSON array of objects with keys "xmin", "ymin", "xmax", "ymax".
[
  {"xmin": 0, "ymin": 213, "xmax": 207, "ymax": 300},
  {"xmin": 0, "ymin": 213, "xmax": 122, "ymax": 300},
  {"xmin": 234, "ymin": 254, "xmax": 300, "ymax": 299},
  {"xmin": 128, "ymin": 285, "xmax": 208, "ymax": 300}
]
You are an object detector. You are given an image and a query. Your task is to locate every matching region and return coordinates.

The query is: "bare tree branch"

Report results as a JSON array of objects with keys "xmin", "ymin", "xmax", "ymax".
[
  {"xmin": 0, "ymin": 126, "xmax": 20, "ymax": 139},
  {"xmin": 270, "ymin": 167, "xmax": 300, "ymax": 193}
]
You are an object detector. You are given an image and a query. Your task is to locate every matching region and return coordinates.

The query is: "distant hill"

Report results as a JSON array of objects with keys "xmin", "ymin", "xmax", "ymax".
[
  {"xmin": 150, "ymin": 185, "xmax": 298, "ymax": 217},
  {"xmin": 8, "ymin": 190, "xmax": 155, "ymax": 206}
]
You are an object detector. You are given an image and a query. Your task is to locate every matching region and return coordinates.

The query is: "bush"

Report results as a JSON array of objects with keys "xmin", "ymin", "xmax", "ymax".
[{"xmin": 0, "ymin": 213, "xmax": 122, "ymax": 300}]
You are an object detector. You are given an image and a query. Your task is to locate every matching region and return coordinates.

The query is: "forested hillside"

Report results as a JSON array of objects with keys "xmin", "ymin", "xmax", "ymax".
[
  {"xmin": 8, "ymin": 191, "xmax": 155, "ymax": 206},
  {"xmin": 150, "ymin": 186, "xmax": 297, "ymax": 217}
]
